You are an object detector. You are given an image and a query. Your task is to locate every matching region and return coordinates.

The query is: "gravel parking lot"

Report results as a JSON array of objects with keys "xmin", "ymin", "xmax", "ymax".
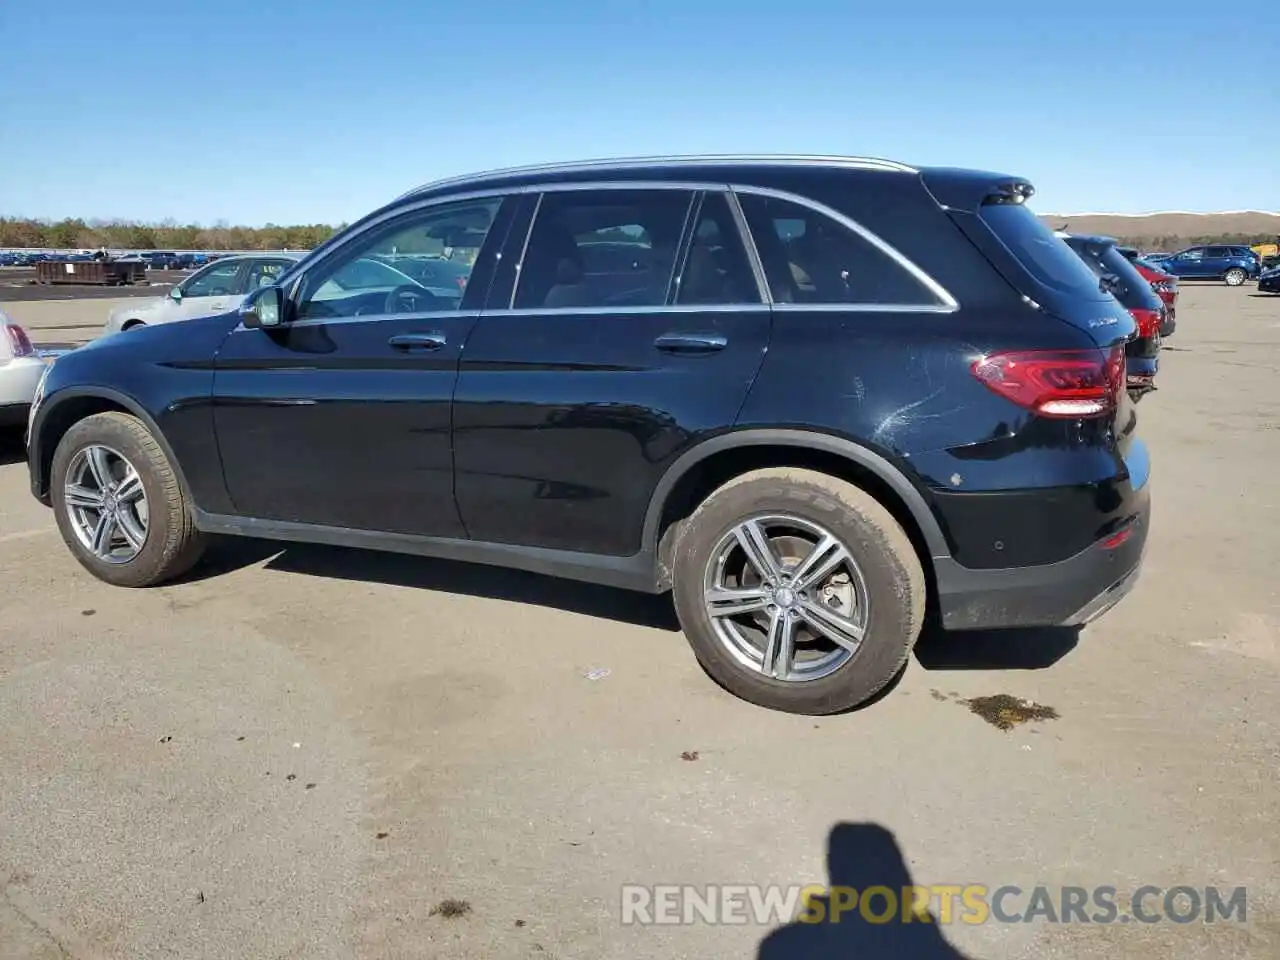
[{"xmin": 1, "ymin": 286, "xmax": 1277, "ymax": 959}]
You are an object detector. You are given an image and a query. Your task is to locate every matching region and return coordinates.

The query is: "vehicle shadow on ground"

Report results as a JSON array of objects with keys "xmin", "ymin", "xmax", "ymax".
[
  {"xmin": 758, "ymin": 822, "xmax": 976, "ymax": 959},
  {"xmin": 189, "ymin": 538, "xmax": 1081, "ymax": 655},
  {"xmin": 0, "ymin": 431, "xmax": 28, "ymax": 466},
  {"xmin": 188, "ymin": 537, "xmax": 683, "ymax": 631},
  {"xmin": 913, "ymin": 622, "xmax": 1079, "ymax": 671}
]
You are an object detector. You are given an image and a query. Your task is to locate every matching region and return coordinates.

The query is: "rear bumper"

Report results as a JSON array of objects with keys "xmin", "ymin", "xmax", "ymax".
[{"xmin": 935, "ymin": 472, "xmax": 1150, "ymax": 631}]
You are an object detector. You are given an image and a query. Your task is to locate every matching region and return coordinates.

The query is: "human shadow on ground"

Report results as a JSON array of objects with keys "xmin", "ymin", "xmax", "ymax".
[{"xmin": 758, "ymin": 822, "xmax": 978, "ymax": 959}]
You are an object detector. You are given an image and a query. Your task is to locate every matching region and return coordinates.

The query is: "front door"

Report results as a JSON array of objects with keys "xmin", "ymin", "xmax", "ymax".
[
  {"xmin": 171, "ymin": 258, "xmax": 249, "ymax": 320},
  {"xmin": 212, "ymin": 195, "xmax": 515, "ymax": 537},
  {"xmin": 453, "ymin": 187, "xmax": 773, "ymax": 556}
]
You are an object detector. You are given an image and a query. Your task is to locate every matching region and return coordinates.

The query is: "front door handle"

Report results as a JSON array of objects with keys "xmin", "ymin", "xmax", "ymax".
[
  {"xmin": 653, "ymin": 332, "xmax": 727, "ymax": 355},
  {"xmin": 388, "ymin": 332, "xmax": 447, "ymax": 351}
]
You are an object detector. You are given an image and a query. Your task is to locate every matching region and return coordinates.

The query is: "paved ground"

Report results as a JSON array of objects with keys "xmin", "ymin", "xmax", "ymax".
[{"xmin": 0, "ymin": 285, "xmax": 1277, "ymax": 959}]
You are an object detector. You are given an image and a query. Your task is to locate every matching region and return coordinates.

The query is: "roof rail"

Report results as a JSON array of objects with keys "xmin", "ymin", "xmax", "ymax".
[{"xmin": 397, "ymin": 154, "xmax": 917, "ymax": 200}]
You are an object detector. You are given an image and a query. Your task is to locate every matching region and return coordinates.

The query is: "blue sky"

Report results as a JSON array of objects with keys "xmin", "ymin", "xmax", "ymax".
[{"xmin": 1, "ymin": 0, "xmax": 1275, "ymax": 225}]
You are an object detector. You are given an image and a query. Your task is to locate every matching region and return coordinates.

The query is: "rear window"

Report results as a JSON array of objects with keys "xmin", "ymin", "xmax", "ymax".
[
  {"xmin": 979, "ymin": 204, "xmax": 1109, "ymax": 302},
  {"xmin": 1064, "ymin": 239, "xmax": 1160, "ymax": 311}
]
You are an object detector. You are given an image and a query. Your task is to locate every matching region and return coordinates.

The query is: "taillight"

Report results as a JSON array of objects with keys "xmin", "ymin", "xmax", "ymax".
[
  {"xmin": 4, "ymin": 323, "xmax": 35, "ymax": 358},
  {"xmin": 1129, "ymin": 308, "xmax": 1161, "ymax": 339},
  {"xmin": 971, "ymin": 347, "xmax": 1124, "ymax": 419}
]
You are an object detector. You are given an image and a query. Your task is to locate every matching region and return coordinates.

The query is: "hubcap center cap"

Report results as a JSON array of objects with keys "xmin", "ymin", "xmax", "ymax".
[{"xmin": 773, "ymin": 586, "xmax": 797, "ymax": 609}]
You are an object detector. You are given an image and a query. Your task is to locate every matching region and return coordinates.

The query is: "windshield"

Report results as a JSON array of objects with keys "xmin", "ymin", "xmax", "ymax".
[{"xmin": 979, "ymin": 204, "xmax": 1110, "ymax": 302}]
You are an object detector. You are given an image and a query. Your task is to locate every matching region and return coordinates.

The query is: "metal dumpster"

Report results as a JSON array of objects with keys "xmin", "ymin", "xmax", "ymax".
[{"xmin": 34, "ymin": 260, "xmax": 147, "ymax": 286}]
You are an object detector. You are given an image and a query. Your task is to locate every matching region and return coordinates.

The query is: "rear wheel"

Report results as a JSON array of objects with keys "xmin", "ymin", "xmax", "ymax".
[
  {"xmin": 51, "ymin": 412, "xmax": 206, "ymax": 587},
  {"xmin": 671, "ymin": 468, "xmax": 925, "ymax": 714},
  {"xmin": 1224, "ymin": 267, "xmax": 1247, "ymax": 286}
]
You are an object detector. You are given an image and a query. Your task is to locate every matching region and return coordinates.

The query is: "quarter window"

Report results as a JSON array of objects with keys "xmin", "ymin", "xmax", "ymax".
[
  {"xmin": 674, "ymin": 193, "xmax": 762, "ymax": 305},
  {"xmin": 738, "ymin": 194, "xmax": 939, "ymax": 306},
  {"xmin": 514, "ymin": 189, "xmax": 694, "ymax": 309},
  {"xmin": 297, "ymin": 198, "xmax": 503, "ymax": 320}
]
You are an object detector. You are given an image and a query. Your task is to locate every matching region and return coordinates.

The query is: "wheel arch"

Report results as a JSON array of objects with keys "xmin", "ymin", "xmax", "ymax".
[
  {"xmin": 643, "ymin": 429, "xmax": 952, "ymax": 589},
  {"xmin": 32, "ymin": 387, "xmax": 191, "ymax": 505}
]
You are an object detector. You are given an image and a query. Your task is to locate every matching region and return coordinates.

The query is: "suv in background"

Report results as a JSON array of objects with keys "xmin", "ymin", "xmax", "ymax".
[
  {"xmin": 1151, "ymin": 245, "xmax": 1260, "ymax": 285},
  {"xmin": 1059, "ymin": 233, "xmax": 1161, "ymax": 398},
  {"xmin": 1118, "ymin": 247, "xmax": 1178, "ymax": 337},
  {"xmin": 27, "ymin": 155, "xmax": 1150, "ymax": 715}
]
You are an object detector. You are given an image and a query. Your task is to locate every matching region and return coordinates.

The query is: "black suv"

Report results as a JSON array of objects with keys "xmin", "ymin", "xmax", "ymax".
[{"xmin": 26, "ymin": 155, "xmax": 1150, "ymax": 714}]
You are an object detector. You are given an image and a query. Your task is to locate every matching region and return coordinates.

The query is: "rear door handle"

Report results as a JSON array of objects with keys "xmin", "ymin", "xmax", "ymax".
[
  {"xmin": 653, "ymin": 333, "xmax": 727, "ymax": 354},
  {"xmin": 388, "ymin": 332, "xmax": 447, "ymax": 351}
]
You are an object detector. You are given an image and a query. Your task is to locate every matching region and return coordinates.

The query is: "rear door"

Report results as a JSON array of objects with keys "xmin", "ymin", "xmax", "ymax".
[{"xmin": 452, "ymin": 185, "xmax": 772, "ymax": 556}]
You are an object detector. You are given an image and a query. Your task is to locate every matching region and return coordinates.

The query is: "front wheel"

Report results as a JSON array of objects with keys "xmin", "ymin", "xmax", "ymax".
[
  {"xmin": 671, "ymin": 468, "xmax": 925, "ymax": 714},
  {"xmin": 1224, "ymin": 267, "xmax": 1247, "ymax": 286},
  {"xmin": 50, "ymin": 411, "xmax": 206, "ymax": 587}
]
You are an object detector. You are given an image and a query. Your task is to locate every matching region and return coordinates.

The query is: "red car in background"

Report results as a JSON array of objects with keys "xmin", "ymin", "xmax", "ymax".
[{"xmin": 1119, "ymin": 247, "xmax": 1177, "ymax": 337}]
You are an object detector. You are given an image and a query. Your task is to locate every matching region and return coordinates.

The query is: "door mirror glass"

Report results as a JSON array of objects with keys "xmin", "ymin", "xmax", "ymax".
[
  {"xmin": 169, "ymin": 286, "xmax": 183, "ymax": 302},
  {"xmin": 242, "ymin": 286, "xmax": 283, "ymax": 329}
]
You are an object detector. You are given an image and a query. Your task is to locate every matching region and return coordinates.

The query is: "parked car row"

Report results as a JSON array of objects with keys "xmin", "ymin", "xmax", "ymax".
[{"xmin": 0, "ymin": 250, "xmax": 231, "ymax": 269}]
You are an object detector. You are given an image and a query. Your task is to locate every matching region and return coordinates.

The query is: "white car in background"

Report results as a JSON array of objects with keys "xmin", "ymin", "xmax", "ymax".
[
  {"xmin": 103, "ymin": 254, "xmax": 302, "ymax": 335},
  {"xmin": 0, "ymin": 310, "xmax": 46, "ymax": 430}
]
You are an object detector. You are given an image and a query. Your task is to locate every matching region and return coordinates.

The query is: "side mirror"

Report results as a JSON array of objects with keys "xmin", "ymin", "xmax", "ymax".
[
  {"xmin": 169, "ymin": 286, "xmax": 183, "ymax": 302},
  {"xmin": 241, "ymin": 285, "xmax": 283, "ymax": 329}
]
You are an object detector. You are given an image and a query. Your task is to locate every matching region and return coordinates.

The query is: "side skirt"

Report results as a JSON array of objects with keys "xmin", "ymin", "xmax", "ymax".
[{"xmin": 192, "ymin": 510, "xmax": 662, "ymax": 594}]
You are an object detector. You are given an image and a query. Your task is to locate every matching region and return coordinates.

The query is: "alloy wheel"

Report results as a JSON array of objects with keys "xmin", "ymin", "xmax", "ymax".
[
  {"xmin": 1225, "ymin": 268, "xmax": 1246, "ymax": 286},
  {"xmin": 63, "ymin": 444, "xmax": 150, "ymax": 563},
  {"xmin": 702, "ymin": 514, "xmax": 871, "ymax": 682}
]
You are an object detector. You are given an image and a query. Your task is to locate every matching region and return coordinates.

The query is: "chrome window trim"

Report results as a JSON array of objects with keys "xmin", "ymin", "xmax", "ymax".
[
  {"xmin": 234, "ymin": 309, "xmax": 485, "ymax": 333},
  {"xmin": 398, "ymin": 154, "xmax": 916, "ymax": 200},
  {"xmin": 275, "ymin": 177, "xmax": 957, "ymax": 323},
  {"xmin": 483, "ymin": 304, "xmax": 773, "ymax": 319},
  {"xmin": 728, "ymin": 184, "xmax": 959, "ymax": 312}
]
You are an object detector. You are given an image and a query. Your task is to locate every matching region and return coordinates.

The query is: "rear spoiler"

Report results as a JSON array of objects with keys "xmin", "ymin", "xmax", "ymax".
[{"xmin": 920, "ymin": 169, "xmax": 1035, "ymax": 213}]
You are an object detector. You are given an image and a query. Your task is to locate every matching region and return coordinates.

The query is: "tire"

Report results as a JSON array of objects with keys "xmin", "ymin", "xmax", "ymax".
[
  {"xmin": 1224, "ymin": 267, "xmax": 1247, "ymax": 286},
  {"xmin": 50, "ymin": 411, "xmax": 206, "ymax": 587},
  {"xmin": 122, "ymin": 320, "xmax": 146, "ymax": 331},
  {"xmin": 670, "ymin": 467, "xmax": 925, "ymax": 714}
]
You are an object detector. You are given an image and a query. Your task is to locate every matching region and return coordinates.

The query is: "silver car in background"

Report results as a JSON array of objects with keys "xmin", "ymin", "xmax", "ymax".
[
  {"xmin": 103, "ymin": 254, "xmax": 302, "ymax": 335},
  {"xmin": 0, "ymin": 310, "xmax": 47, "ymax": 430}
]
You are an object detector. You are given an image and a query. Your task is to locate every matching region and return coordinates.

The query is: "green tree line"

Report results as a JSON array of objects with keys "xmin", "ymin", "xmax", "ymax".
[{"xmin": 0, "ymin": 217, "xmax": 342, "ymax": 251}]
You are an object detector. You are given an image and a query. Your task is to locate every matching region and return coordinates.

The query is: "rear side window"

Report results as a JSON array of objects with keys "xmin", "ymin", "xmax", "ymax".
[
  {"xmin": 979, "ymin": 204, "xmax": 1109, "ymax": 302},
  {"xmin": 738, "ymin": 194, "xmax": 939, "ymax": 306},
  {"xmin": 514, "ymin": 189, "xmax": 694, "ymax": 309},
  {"xmin": 674, "ymin": 193, "xmax": 762, "ymax": 305}
]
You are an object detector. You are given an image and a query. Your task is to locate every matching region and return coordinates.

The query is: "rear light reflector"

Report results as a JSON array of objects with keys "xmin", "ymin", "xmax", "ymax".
[
  {"xmin": 971, "ymin": 346, "xmax": 1124, "ymax": 419},
  {"xmin": 1128, "ymin": 308, "xmax": 1162, "ymax": 339},
  {"xmin": 1101, "ymin": 527, "xmax": 1133, "ymax": 550},
  {"xmin": 5, "ymin": 323, "xmax": 35, "ymax": 358}
]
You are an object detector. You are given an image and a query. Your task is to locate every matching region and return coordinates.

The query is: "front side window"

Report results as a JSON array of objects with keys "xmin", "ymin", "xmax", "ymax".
[
  {"xmin": 738, "ymin": 193, "xmax": 939, "ymax": 306},
  {"xmin": 297, "ymin": 198, "xmax": 503, "ymax": 320},
  {"xmin": 182, "ymin": 260, "xmax": 244, "ymax": 298},
  {"xmin": 514, "ymin": 189, "xmax": 694, "ymax": 309},
  {"xmin": 1180, "ymin": 248, "xmax": 1204, "ymax": 261},
  {"xmin": 674, "ymin": 193, "xmax": 762, "ymax": 305}
]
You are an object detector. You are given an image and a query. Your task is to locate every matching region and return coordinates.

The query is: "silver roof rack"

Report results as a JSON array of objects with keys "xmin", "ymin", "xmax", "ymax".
[{"xmin": 398, "ymin": 154, "xmax": 917, "ymax": 200}]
